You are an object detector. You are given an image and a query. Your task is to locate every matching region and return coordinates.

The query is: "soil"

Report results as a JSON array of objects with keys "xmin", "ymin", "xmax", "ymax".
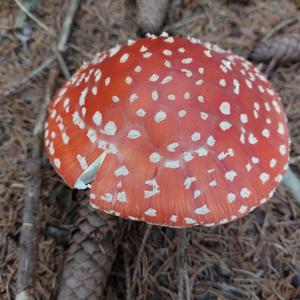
[{"xmin": 0, "ymin": 0, "xmax": 300, "ymax": 299}]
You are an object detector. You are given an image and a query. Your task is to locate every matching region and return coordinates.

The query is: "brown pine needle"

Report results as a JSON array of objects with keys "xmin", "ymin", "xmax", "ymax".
[
  {"xmin": 128, "ymin": 224, "xmax": 152, "ymax": 299},
  {"xmin": 14, "ymin": 0, "xmax": 54, "ymax": 35}
]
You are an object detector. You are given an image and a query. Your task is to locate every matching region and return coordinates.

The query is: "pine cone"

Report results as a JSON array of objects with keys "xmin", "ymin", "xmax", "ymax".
[
  {"xmin": 57, "ymin": 204, "xmax": 126, "ymax": 300},
  {"xmin": 136, "ymin": 0, "xmax": 169, "ymax": 34},
  {"xmin": 251, "ymin": 34, "xmax": 300, "ymax": 64}
]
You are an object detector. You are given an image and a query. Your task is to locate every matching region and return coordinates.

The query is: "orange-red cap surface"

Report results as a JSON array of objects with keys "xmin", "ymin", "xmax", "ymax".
[{"xmin": 45, "ymin": 34, "xmax": 289, "ymax": 227}]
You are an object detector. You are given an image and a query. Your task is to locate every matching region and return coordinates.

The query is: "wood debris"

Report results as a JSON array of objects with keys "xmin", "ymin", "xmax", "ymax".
[
  {"xmin": 136, "ymin": 0, "xmax": 170, "ymax": 34},
  {"xmin": 57, "ymin": 202, "xmax": 126, "ymax": 299},
  {"xmin": 251, "ymin": 34, "xmax": 300, "ymax": 64}
]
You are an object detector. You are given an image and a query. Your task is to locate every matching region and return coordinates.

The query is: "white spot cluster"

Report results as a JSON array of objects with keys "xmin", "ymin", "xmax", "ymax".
[
  {"xmin": 47, "ymin": 34, "xmax": 289, "ymax": 228},
  {"xmin": 144, "ymin": 179, "xmax": 160, "ymax": 199},
  {"xmin": 154, "ymin": 111, "xmax": 167, "ymax": 123},
  {"xmin": 114, "ymin": 165, "xmax": 129, "ymax": 177}
]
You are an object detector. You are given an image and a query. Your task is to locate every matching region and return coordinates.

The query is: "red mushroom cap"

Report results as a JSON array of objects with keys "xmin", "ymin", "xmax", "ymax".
[{"xmin": 45, "ymin": 34, "xmax": 290, "ymax": 227}]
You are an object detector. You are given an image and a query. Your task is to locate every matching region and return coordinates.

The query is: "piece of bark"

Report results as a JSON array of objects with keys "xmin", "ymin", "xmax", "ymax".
[
  {"xmin": 251, "ymin": 34, "xmax": 300, "ymax": 64},
  {"xmin": 136, "ymin": 0, "xmax": 169, "ymax": 35},
  {"xmin": 57, "ymin": 204, "xmax": 126, "ymax": 300}
]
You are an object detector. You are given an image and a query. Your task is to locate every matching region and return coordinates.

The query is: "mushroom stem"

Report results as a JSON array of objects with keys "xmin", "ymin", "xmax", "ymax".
[{"xmin": 281, "ymin": 167, "xmax": 300, "ymax": 206}]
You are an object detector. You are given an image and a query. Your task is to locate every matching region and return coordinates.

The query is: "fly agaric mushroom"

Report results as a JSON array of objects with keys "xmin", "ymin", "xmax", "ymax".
[{"xmin": 45, "ymin": 33, "xmax": 290, "ymax": 227}]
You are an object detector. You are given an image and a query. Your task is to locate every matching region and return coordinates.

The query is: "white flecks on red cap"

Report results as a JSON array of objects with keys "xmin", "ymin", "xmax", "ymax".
[{"xmin": 45, "ymin": 33, "xmax": 290, "ymax": 228}]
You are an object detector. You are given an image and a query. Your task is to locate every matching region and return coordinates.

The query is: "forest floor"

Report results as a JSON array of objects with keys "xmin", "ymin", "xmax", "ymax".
[{"xmin": 1, "ymin": 0, "xmax": 300, "ymax": 299}]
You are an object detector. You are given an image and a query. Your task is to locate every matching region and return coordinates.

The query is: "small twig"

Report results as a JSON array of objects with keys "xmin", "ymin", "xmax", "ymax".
[
  {"xmin": 281, "ymin": 167, "xmax": 300, "ymax": 207},
  {"xmin": 202, "ymin": 5, "xmax": 216, "ymax": 32},
  {"xmin": 128, "ymin": 224, "xmax": 152, "ymax": 299},
  {"xmin": 57, "ymin": 0, "xmax": 81, "ymax": 52},
  {"xmin": 6, "ymin": 0, "xmax": 79, "ymax": 95},
  {"xmin": 53, "ymin": 49, "xmax": 71, "ymax": 80},
  {"xmin": 69, "ymin": 43, "xmax": 95, "ymax": 59},
  {"xmin": 2, "ymin": 55, "xmax": 56, "ymax": 96},
  {"xmin": 123, "ymin": 246, "xmax": 131, "ymax": 300},
  {"xmin": 14, "ymin": 0, "xmax": 54, "ymax": 35},
  {"xmin": 196, "ymin": 281, "xmax": 249, "ymax": 299},
  {"xmin": 177, "ymin": 229, "xmax": 189, "ymax": 300},
  {"xmin": 16, "ymin": 68, "xmax": 59, "ymax": 300},
  {"xmin": 54, "ymin": 0, "xmax": 80, "ymax": 79},
  {"xmin": 16, "ymin": 0, "xmax": 80, "ymax": 295},
  {"xmin": 261, "ymin": 16, "xmax": 300, "ymax": 43},
  {"xmin": 264, "ymin": 57, "xmax": 278, "ymax": 79},
  {"xmin": 184, "ymin": 267, "xmax": 191, "ymax": 300},
  {"xmin": 5, "ymin": 266, "xmax": 15, "ymax": 300},
  {"xmin": 34, "ymin": 67, "xmax": 59, "ymax": 136}
]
